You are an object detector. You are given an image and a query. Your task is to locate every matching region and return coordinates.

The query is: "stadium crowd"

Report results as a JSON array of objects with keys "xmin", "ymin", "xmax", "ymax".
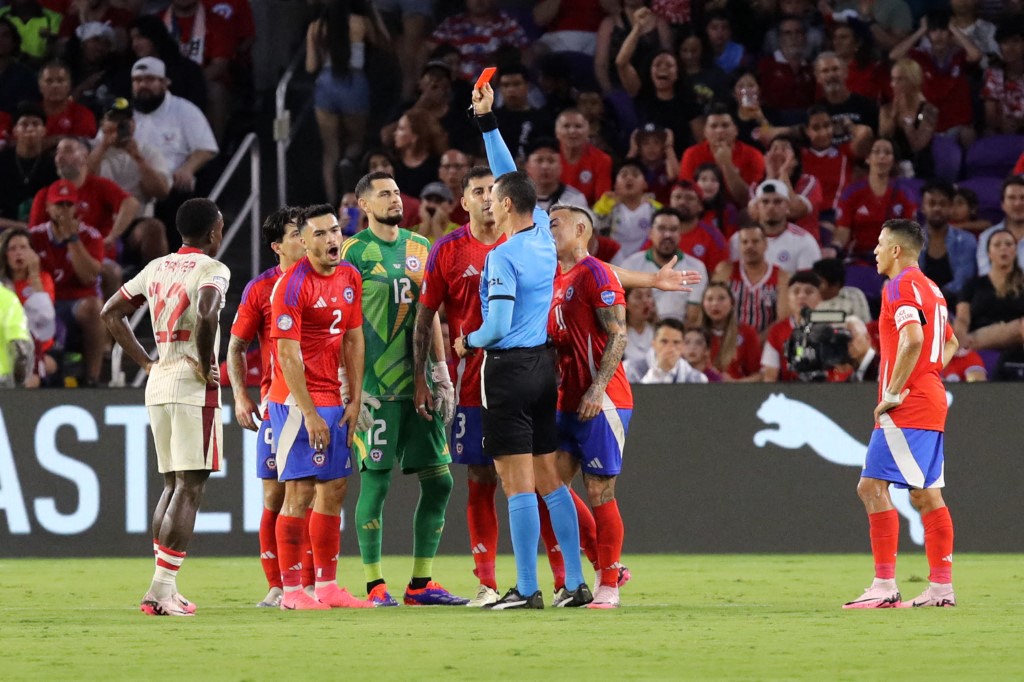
[{"xmin": 3, "ymin": 0, "xmax": 1024, "ymax": 388}]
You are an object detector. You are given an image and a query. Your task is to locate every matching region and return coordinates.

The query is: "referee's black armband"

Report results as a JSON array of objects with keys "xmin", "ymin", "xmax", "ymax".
[{"xmin": 475, "ymin": 111, "xmax": 499, "ymax": 133}]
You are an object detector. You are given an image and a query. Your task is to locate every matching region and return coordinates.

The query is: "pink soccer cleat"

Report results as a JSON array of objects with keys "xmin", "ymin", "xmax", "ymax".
[
  {"xmin": 174, "ymin": 593, "xmax": 197, "ymax": 614},
  {"xmin": 899, "ymin": 585, "xmax": 956, "ymax": 608},
  {"xmin": 141, "ymin": 592, "xmax": 193, "ymax": 616},
  {"xmin": 616, "ymin": 564, "xmax": 632, "ymax": 588},
  {"xmin": 586, "ymin": 585, "xmax": 620, "ymax": 609},
  {"xmin": 842, "ymin": 582, "xmax": 902, "ymax": 609},
  {"xmin": 315, "ymin": 583, "xmax": 375, "ymax": 608},
  {"xmin": 280, "ymin": 589, "xmax": 330, "ymax": 611}
]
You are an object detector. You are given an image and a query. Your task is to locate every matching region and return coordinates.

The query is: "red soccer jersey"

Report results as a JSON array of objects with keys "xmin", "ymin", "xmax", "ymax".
[
  {"xmin": 0, "ymin": 111, "xmax": 10, "ymax": 148},
  {"xmin": 679, "ymin": 221, "xmax": 728, "ymax": 273},
  {"xmin": 560, "ymin": 144, "xmax": 613, "ymax": 205},
  {"xmin": 836, "ymin": 180, "xmax": 916, "ymax": 257},
  {"xmin": 909, "ymin": 48, "xmax": 972, "ymax": 131},
  {"xmin": 268, "ymin": 257, "xmax": 362, "ymax": 408},
  {"xmin": 877, "ymin": 266, "xmax": 951, "ymax": 431},
  {"xmin": 680, "ymin": 141, "xmax": 766, "ymax": 199},
  {"xmin": 421, "ymin": 225, "xmax": 506, "ymax": 407},
  {"xmin": 30, "ymin": 175, "xmax": 130, "ymax": 239},
  {"xmin": 941, "ymin": 348, "xmax": 986, "ymax": 382},
  {"xmin": 549, "ymin": 256, "xmax": 632, "ymax": 412},
  {"xmin": 230, "ymin": 264, "xmax": 284, "ymax": 414},
  {"xmin": 710, "ymin": 323, "xmax": 762, "ymax": 379},
  {"xmin": 44, "ymin": 100, "xmax": 97, "ymax": 140},
  {"xmin": 1014, "ymin": 151, "xmax": 1024, "ymax": 176},
  {"xmin": 802, "ymin": 144, "xmax": 853, "ymax": 212},
  {"xmin": 728, "ymin": 261, "xmax": 782, "ymax": 334},
  {"xmin": 28, "ymin": 221, "xmax": 104, "ymax": 300}
]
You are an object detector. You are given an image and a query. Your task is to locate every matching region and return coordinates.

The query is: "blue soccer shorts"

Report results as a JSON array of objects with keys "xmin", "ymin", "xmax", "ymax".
[
  {"xmin": 556, "ymin": 408, "xmax": 632, "ymax": 476},
  {"xmin": 863, "ymin": 419, "xmax": 945, "ymax": 490},
  {"xmin": 256, "ymin": 418, "xmax": 278, "ymax": 480},
  {"xmin": 451, "ymin": 406, "xmax": 490, "ymax": 466},
  {"xmin": 269, "ymin": 402, "xmax": 353, "ymax": 482}
]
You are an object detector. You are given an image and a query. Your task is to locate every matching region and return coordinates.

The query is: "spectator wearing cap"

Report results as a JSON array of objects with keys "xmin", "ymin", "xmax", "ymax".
[
  {"xmin": 733, "ymin": 180, "xmax": 821, "ymax": 274},
  {"xmin": 426, "ymin": 0, "xmax": 530, "ymax": 83},
  {"xmin": 120, "ymin": 15, "xmax": 207, "ymax": 111},
  {"xmin": 495, "ymin": 63, "xmax": 554, "ymax": 163},
  {"xmin": 617, "ymin": 207, "xmax": 708, "ymax": 326},
  {"xmin": 414, "ymin": 181, "xmax": 458, "ymax": 245},
  {"xmin": 812, "ymin": 257, "xmax": 872, "ymax": 322},
  {"xmin": 757, "ymin": 14, "xmax": 816, "ymax": 120},
  {"xmin": 595, "ymin": 158, "xmax": 661, "ymax": 259},
  {"xmin": 437, "ymin": 149, "xmax": 471, "ymax": 225},
  {"xmin": 58, "ymin": 0, "xmax": 133, "ymax": 48},
  {"xmin": 889, "ymin": 8, "xmax": 980, "ymax": 147},
  {"xmin": 307, "ymin": 0, "xmax": 387, "ymax": 204},
  {"xmin": 28, "ymin": 136, "xmax": 141, "ymax": 297},
  {"xmin": 38, "ymin": 60, "xmax": 96, "ymax": 150},
  {"xmin": 0, "ymin": 103, "xmax": 57, "ymax": 231},
  {"xmin": 834, "ymin": 137, "xmax": 916, "ymax": 258},
  {"xmin": 523, "ymin": 136, "xmax": 588, "ymax": 214},
  {"xmin": 556, "ymin": 108, "xmax": 612, "ymax": 205},
  {"xmin": 64, "ymin": 21, "xmax": 120, "ymax": 115},
  {"xmin": 824, "ymin": 0, "xmax": 912, "ymax": 53},
  {"xmin": 615, "ymin": 7, "xmax": 702, "ymax": 152},
  {"xmin": 0, "ymin": 18, "xmax": 41, "ymax": 113},
  {"xmin": 129, "ymin": 56, "xmax": 217, "ymax": 247},
  {"xmin": 667, "ymin": 180, "xmax": 728, "ymax": 274},
  {"xmin": 0, "ymin": 0, "xmax": 61, "ymax": 66},
  {"xmin": 814, "ymin": 51, "xmax": 879, "ymax": 143},
  {"xmin": 679, "ymin": 103, "xmax": 765, "ymax": 207},
  {"xmin": 714, "ymin": 223, "xmax": 791, "ymax": 337},
  {"xmin": 28, "ymin": 179, "xmax": 106, "ymax": 386},
  {"xmin": 758, "ymin": 133, "xmax": 823, "ymax": 241},
  {"xmin": 629, "ymin": 123, "xmax": 678, "ymax": 205}
]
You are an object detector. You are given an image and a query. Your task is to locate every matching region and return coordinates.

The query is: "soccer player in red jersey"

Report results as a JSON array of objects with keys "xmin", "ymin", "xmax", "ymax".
[
  {"xmin": 268, "ymin": 204, "xmax": 371, "ymax": 611},
  {"xmin": 548, "ymin": 203, "xmax": 633, "ymax": 609},
  {"xmin": 844, "ymin": 219, "xmax": 960, "ymax": 609},
  {"xmin": 226, "ymin": 206, "xmax": 306, "ymax": 608}
]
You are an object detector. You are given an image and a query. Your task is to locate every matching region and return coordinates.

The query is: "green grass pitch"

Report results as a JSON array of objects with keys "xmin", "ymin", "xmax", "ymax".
[{"xmin": 1, "ymin": 554, "xmax": 1020, "ymax": 680}]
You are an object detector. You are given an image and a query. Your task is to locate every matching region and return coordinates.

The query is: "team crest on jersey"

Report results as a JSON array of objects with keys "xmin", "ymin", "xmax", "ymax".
[
  {"xmin": 893, "ymin": 204, "xmax": 904, "ymax": 216},
  {"xmin": 343, "ymin": 287, "xmax": 355, "ymax": 304},
  {"xmin": 579, "ymin": 170, "xmax": 593, "ymax": 184},
  {"xmin": 456, "ymin": 443, "xmax": 463, "ymax": 454},
  {"xmin": 600, "ymin": 290, "xmax": 616, "ymax": 305},
  {"xmin": 777, "ymin": 250, "xmax": 790, "ymax": 263},
  {"xmin": 693, "ymin": 244, "xmax": 705, "ymax": 257},
  {"xmin": 276, "ymin": 314, "xmax": 294, "ymax": 331},
  {"xmin": 565, "ymin": 286, "xmax": 575, "ymax": 300},
  {"xmin": 212, "ymin": 275, "xmax": 228, "ymax": 291},
  {"xmin": 370, "ymin": 448, "xmax": 383, "ymax": 462},
  {"xmin": 313, "ymin": 453, "xmax": 326, "ymax": 466},
  {"xmin": 406, "ymin": 255, "xmax": 422, "ymax": 272}
]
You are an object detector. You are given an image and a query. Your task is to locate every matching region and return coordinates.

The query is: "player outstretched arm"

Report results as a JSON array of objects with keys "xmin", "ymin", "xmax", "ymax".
[
  {"xmin": 609, "ymin": 258, "xmax": 702, "ymax": 292},
  {"xmin": 578, "ymin": 303, "xmax": 628, "ymax": 422},
  {"xmin": 473, "ymin": 83, "xmax": 516, "ymax": 177},
  {"xmin": 227, "ymin": 334, "xmax": 259, "ymax": 431},
  {"xmin": 874, "ymin": 321, "xmax": 924, "ymax": 421},
  {"xmin": 341, "ymin": 324, "xmax": 365, "ymax": 446},
  {"xmin": 101, "ymin": 292, "xmax": 154, "ymax": 374}
]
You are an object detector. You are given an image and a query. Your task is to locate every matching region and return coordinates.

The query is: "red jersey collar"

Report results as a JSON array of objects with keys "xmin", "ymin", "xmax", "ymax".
[{"xmin": 178, "ymin": 246, "xmax": 204, "ymax": 255}]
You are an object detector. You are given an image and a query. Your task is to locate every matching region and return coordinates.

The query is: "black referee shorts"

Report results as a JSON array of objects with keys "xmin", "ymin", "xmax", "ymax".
[{"xmin": 480, "ymin": 345, "xmax": 558, "ymax": 457}]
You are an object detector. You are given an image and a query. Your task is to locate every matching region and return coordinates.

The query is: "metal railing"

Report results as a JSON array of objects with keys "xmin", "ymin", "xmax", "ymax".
[
  {"xmin": 109, "ymin": 132, "xmax": 262, "ymax": 388},
  {"xmin": 275, "ymin": 44, "xmax": 308, "ymax": 208}
]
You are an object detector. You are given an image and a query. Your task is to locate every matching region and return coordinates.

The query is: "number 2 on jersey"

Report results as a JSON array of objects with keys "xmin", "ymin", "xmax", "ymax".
[
  {"xmin": 149, "ymin": 281, "xmax": 192, "ymax": 343},
  {"xmin": 393, "ymin": 277, "xmax": 413, "ymax": 304}
]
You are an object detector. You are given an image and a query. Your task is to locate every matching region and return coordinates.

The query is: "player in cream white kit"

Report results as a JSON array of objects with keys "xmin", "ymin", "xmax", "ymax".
[{"xmin": 101, "ymin": 198, "xmax": 230, "ymax": 617}]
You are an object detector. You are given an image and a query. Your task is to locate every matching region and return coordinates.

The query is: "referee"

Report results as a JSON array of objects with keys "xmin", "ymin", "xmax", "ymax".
[{"xmin": 454, "ymin": 162, "xmax": 592, "ymax": 609}]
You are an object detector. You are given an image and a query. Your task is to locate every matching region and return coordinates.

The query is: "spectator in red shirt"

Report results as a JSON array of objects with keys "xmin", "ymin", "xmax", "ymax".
[
  {"xmin": 800, "ymin": 105, "xmax": 872, "ymax": 231},
  {"xmin": 58, "ymin": 0, "xmax": 134, "ymax": 46},
  {"xmin": 557, "ymin": 108, "xmax": 612, "ymax": 205},
  {"xmin": 830, "ymin": 21, "xmax": 891, "ymax": 103},
  {"xmin": 28, "ymin": 179, "xmax": 105, "ymax": 385},
  {"xmin": 668, "ymin": 179, "xmax": 728, "ymax": 273},
  {"xmin": 39, "ymin": 60, "xmax": 97, "ymax": 150},
  {"xmin": 982, "ymin": 18, "xmax": 1024, "ymax": 135},
  {"xmin": 680, "ymin": 103, "xmax": 765, "ymax": 206},
  {"xmin": 758, "ymin": 14, "xmax": 816, "ymax": 120},
  {"xmin": 700, "ymin": 280, "xmax": 762, "ymax": 381},
  {"xmin": 889, "ymin": 8, "xmax": 981, "ymax": 146},
  {"xmin": 835, "ymin": 137, "xmax": 917, "ymax": 258}
]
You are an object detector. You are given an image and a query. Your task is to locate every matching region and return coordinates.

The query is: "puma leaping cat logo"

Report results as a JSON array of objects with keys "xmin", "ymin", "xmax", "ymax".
[{"xmin": 753, "ymin": 393, "xmax": 939, "ymax": 545}]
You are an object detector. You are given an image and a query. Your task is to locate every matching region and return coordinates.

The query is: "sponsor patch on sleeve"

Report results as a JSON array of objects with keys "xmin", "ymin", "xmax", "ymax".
[{"xmin": 600, "ymin": 290, "xmax": 616, "ymax": 306}]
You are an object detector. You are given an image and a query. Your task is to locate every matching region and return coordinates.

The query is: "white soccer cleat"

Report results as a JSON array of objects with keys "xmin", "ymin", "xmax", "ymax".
[
  {"xmin": 140, "ymin": 591, "xmax": 193, "ymax": 616},
  {"xmin": 900, "ymin": 584, "xmax": 956, "ymax": 608},
  {"xmin": 466, "ymin": 584, "xmax": 500, "ymax": 608},
  {"xmin": 256, "ymin": 586, "xmax": 283, "ymax": 608},
  {"xmin": 842, "ymin": 580, "xmax": 901, "ymax": 609},
  {"xmin": 586, "ymin": 585, "xmax": 620, "ymax": 609}
]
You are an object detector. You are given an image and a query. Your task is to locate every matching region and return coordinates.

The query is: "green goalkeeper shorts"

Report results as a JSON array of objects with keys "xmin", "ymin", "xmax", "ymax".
[{"xmin": 353, "ymin": 399, "xmax": 451, "ymax": 474}]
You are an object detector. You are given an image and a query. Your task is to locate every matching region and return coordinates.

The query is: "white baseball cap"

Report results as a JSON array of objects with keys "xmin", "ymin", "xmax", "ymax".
[
  {"xmin": 755, "ymin": 179, "xmax": 790, "ymax": 201},
  {"xmin": 131, "ymin": 56, "xmax": 166, "ymax": 79}
]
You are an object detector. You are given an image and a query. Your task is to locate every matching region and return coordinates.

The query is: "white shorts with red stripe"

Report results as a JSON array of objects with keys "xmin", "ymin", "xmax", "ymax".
[{"xmin": 148, "ymin": 403, "xmax": 223, "ymax": 473}]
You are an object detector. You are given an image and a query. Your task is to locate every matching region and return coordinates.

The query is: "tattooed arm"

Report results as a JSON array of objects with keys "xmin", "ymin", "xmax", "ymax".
[
  {"xmin": 577, "ymin": 303, "xmax": 628, "ymax": 422},
  {"xmin": 413, "ymin": 301, "xmax": 438, "ymax": 413}
]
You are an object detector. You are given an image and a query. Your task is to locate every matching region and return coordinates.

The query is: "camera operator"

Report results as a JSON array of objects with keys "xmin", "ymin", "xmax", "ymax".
[{"xmin": 762, "ymin": 270, "xmax": 824, "ymax": 382}]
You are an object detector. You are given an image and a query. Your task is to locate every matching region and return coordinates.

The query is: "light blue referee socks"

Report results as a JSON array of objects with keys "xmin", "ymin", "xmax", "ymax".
[
  {"xmin": 507, "ymin": 493, "xmax": 541, "ymax": 595},
  {"xmin": 542, "ymin": 486, "xmax": 584, "ymax": 591}
]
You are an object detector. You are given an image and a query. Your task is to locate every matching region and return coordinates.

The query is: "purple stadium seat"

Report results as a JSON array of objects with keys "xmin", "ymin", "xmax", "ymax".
[
  {"xmin": 956, "ymin": 176, "xmax": 1004, "ymax": 224},
  {"xmin": 844, "ymin": 262, "xmax": 886, "ymax": 309},
  {"xmin": 977, "ymin": 349, "xmax": 1001, "ymax": 377},
  {"xmin": 931, "ymin": 134, "xmax": 963, "ymax": 183},
  {"xmin": 896, "ymin": 177, "xmax": 925, "ymax": 207},
  {"xmin": 964, "ymin": 135, "xmax": 1024, "ymax": 179}
]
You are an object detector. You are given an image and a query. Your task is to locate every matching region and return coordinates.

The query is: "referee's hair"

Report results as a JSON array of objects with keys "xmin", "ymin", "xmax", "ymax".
[
  {"xmin": 355, "ymin": 170, "xmax": 395, "ymax": 198},
  {"xmin": 461, "ymin": 165, "xmax": 493, "ymax": 193},
  {"xmin": 176, "ymin": 198, "xmax": 221, "ymax": 240},
  {"xmin": 494, "ymin": 171, "xmax": 537, "ymax": 215},
  {"xmin": 298, "ymin": 203, "xmax": 337, "ymax": 232},
  {"xmin": 549, "ymin": 203, "xmax": 594, "ymax": 237},
  {"xmin": 881, "ymin": 218, "xmax": 925, "ymax": 254},
  {"xmin": 262, "ymin": 206, "xmax": 302, "ymax": 256}
]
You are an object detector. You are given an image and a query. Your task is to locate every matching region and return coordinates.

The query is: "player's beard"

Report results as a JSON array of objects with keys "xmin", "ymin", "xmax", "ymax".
[{"xmin": 373, "ymin": 210, "xmax": 403, "ymax": 226}]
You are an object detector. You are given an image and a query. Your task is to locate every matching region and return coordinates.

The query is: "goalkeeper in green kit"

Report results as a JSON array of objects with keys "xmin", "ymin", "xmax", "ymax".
[{"xmin": 341, "ymin": 171, "xmax": 468, "ymax": 606}]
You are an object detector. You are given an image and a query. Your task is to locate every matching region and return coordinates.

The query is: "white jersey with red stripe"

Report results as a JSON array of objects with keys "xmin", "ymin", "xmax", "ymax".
[
  {"xmin": 728, "ymin": 261, "xmax": 783, "ymax": 333},
  {"xmin": 120, "ymin": 246, "xmax": 231, "ymax": 407}
]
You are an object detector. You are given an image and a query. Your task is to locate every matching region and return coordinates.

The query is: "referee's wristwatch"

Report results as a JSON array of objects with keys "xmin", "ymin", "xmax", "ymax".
[{"xmin": 463, "ymin": 334, "xmax": 475, "ymax": 351}]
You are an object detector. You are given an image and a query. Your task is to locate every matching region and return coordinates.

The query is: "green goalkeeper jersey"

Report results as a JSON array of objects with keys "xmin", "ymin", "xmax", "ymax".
[{"xmin": 340, "ymin": 227, "xmax": 431, "ymax": 401}]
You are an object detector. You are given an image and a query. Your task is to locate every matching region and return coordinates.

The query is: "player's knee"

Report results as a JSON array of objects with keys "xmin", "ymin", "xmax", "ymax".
[
  {"xmin": 264, "ymin": 483, "xmax": 285, "ymax": 511},
  {"xmin": 584, "ymin": 474, "xmax": 615, "ymax": 506},
  {"xmin": 467, "ymin": 463, "xmax": 497, "ymax": 485},
  {"xmin": 909, "ymin": 489, "xmax": 943, "ymax": 514},
  {"xmin": 418, "ymin": 464, "xmax": 453, "ymax": 499}
]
